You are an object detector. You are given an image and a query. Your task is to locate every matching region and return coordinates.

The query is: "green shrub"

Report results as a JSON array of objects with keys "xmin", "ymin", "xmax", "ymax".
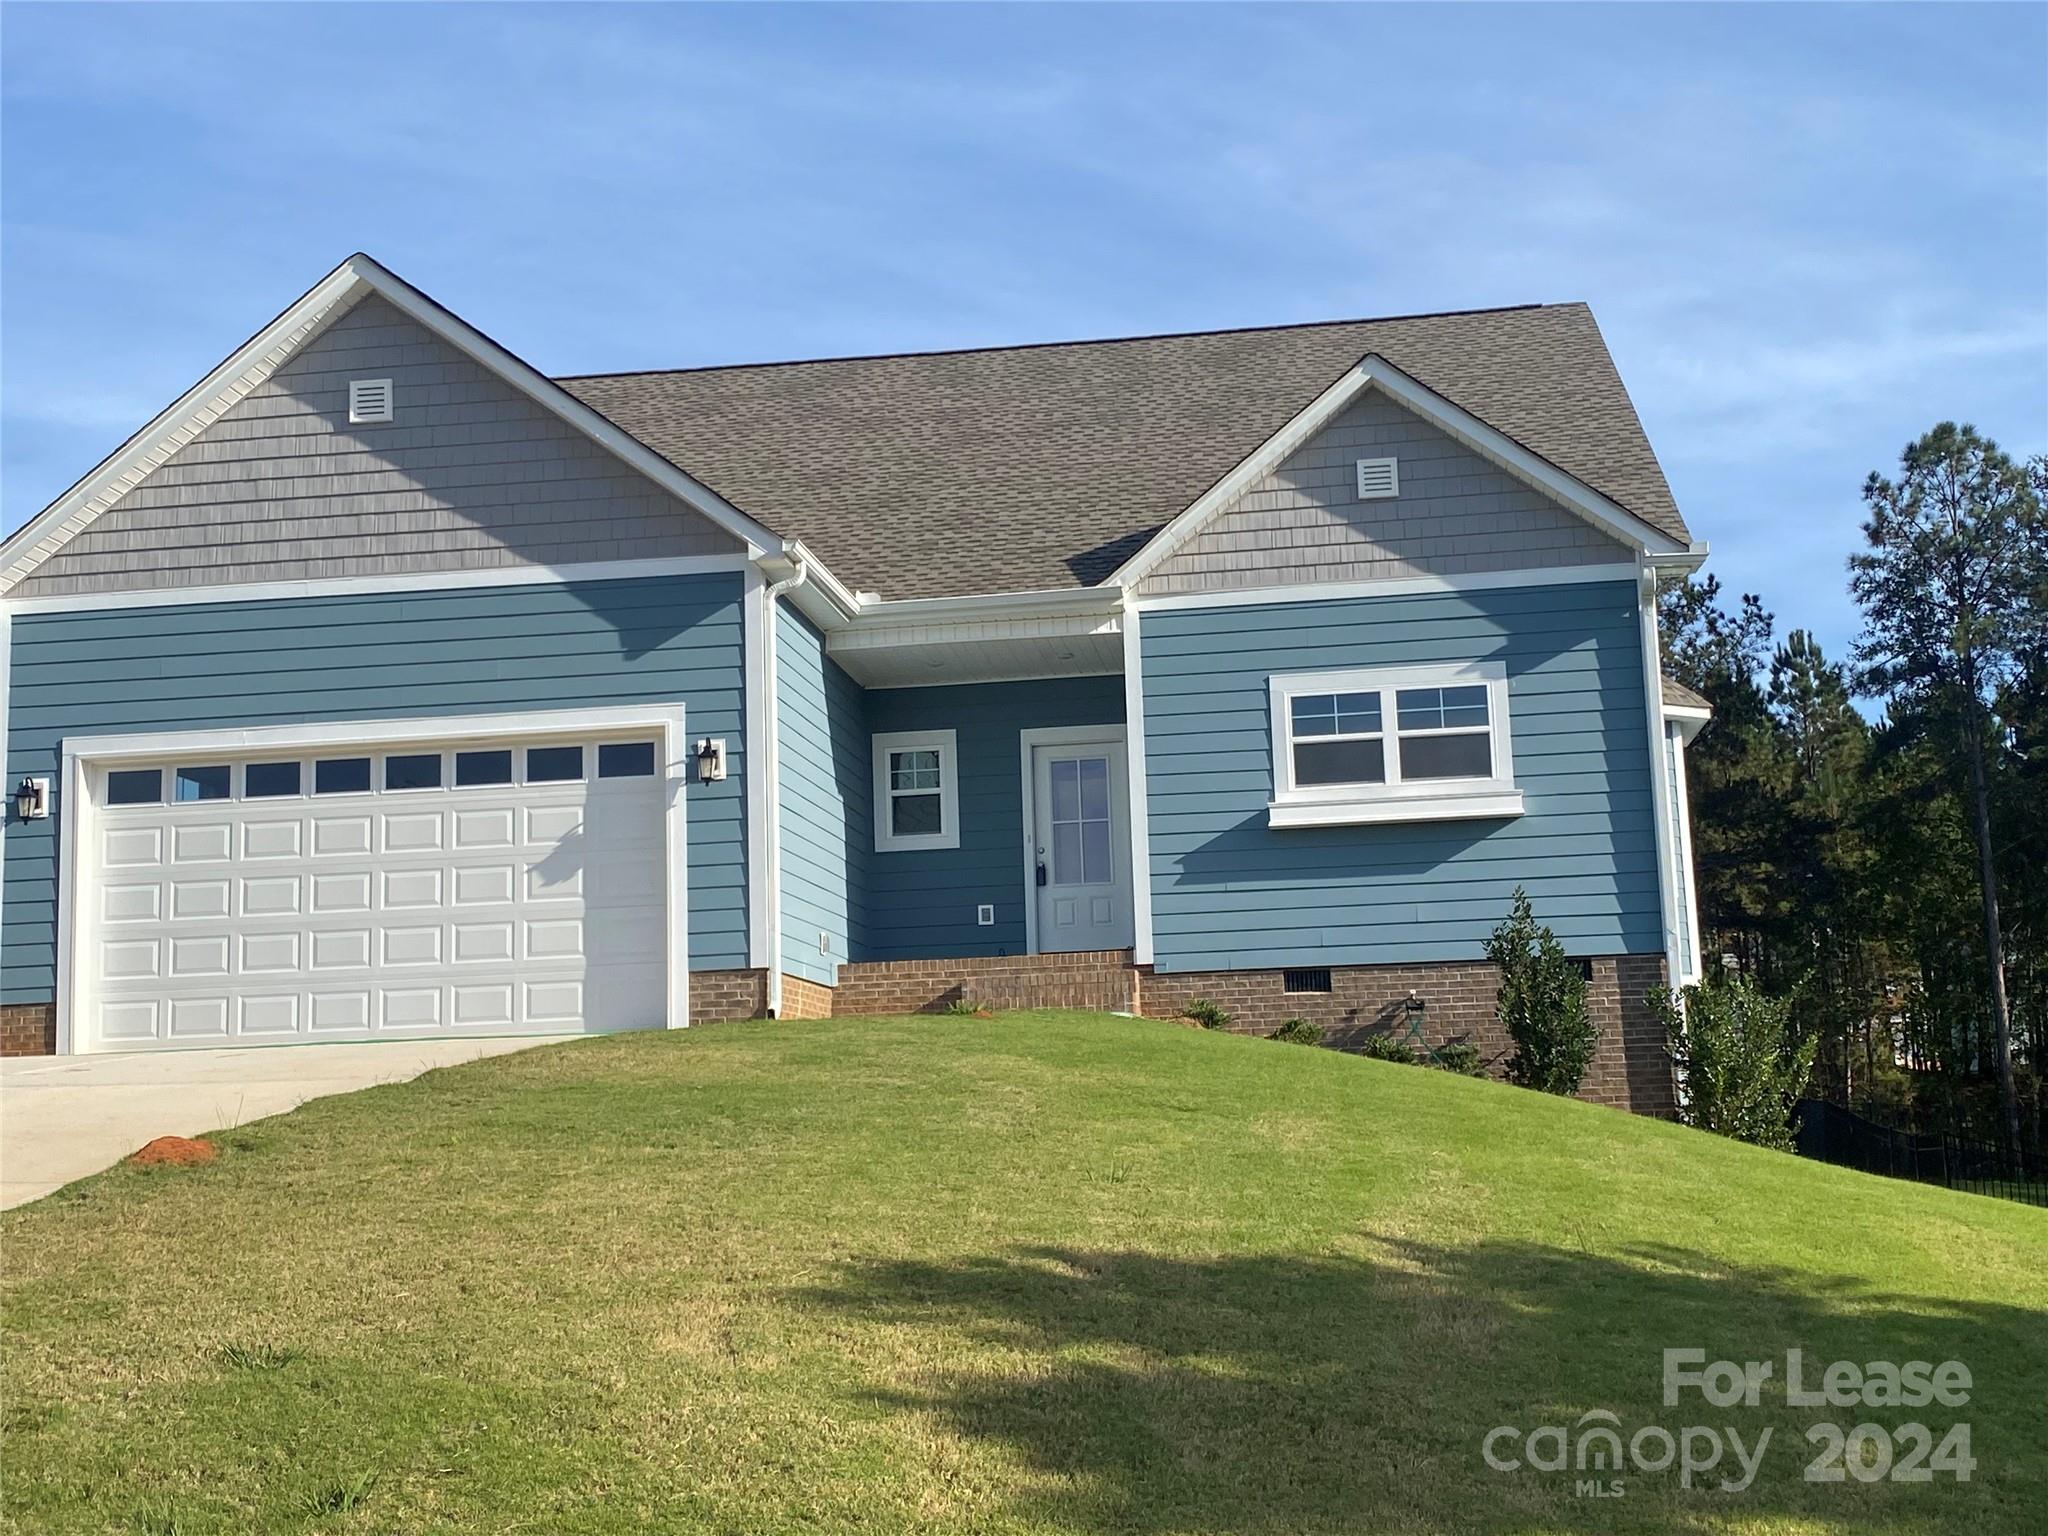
[
  {"xmin": 940, "ymin": 997, "xmax": 989, "ymax": 1017},
  {"xmin": 1358, "ymin": 1033, "xmax": 1418, "ymax": 1065},
  {"xmin": 1485, "ymin": 887, "xmax": 1597, "ymax": 1095},
  {"xmin": 1271, "ymin": 1018, "xmax": 1322, "ymax": 1046},
  {"xmin": 1183, "ymin": 998, "xmax": 1231, "ymax": 1031},
  {"xmin": 1432, "ymin": 1041, "xmax": 1486, "ymax": 1077},
  {"xmin": 1658, "ymin": 977, "xmax": 1817, "ymax": 1150}
]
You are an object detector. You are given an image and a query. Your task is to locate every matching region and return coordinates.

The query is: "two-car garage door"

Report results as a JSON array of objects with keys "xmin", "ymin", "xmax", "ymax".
[{"xmin": 74, "ymin": 720, "xmax": 676, "ymax": 1051}]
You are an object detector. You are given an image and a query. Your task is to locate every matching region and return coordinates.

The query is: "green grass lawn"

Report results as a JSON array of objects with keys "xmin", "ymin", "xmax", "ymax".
[{"xmin": 4, "ymin": 1013, "xmax": 2043, "ymax": 1535}]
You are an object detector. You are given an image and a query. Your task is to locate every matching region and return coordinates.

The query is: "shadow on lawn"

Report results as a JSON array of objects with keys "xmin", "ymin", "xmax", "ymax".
[{"xmin": 802, "ymin": 1239, "xmax": 2045, "ymax": 1534}]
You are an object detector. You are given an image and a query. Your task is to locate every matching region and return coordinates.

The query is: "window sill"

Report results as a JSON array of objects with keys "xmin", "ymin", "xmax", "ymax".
[{"xmin": 1266, "ymin": 787, "xmax": 1525, "ymax": 829}]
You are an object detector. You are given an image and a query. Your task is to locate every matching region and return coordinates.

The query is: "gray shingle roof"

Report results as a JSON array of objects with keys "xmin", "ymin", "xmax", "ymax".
[
  {"xmin": 558, "ymin": 302, "xmax": 1687, "ymax": 602},
  {"xmin": 1661, "ymin": 675, "xmax": 1713, "ymax": 712}
]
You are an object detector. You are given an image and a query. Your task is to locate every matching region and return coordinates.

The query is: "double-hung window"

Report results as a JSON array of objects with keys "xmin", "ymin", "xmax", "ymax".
[
  {"xmin": 872, "ymin": 730, "xmax": 960, "ymax": 851},
  {"xmin": 1268, "ymin": 662, "xmax": 1521, "ymax": 827}
]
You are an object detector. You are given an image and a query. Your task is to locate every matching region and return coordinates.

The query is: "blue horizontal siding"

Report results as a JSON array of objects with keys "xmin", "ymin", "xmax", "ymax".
[
  {"xmin": 2, "ymin": 573, "xmax": 748, "ymax": 1001},
  {"xmin": 1139, "ymin": 579, "xmax": 1661, "ymax": 971},
  {"xmin": 775, "ymin": 603, "xmax": 870, "ymax": 985},
  {"xmin": 864, "ymin": 676, "xmax": 1124, "ymax": 960}
]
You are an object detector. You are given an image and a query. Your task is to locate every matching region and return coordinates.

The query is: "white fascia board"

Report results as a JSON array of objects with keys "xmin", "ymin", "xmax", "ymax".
[
  {"xmin": 0, "ymin": 554, "xmax": 750, "ymax": 616},
  {"xmin": 1360, "ymin": 357, "xmax": 1687, "ymax": 557},
  {"xmin": 0, "ymin": 258, "xmax": 368, "ymax": 590},
  {"xmin": 1108, "ymin": 353, "xmax": 1688, "ymax": 590},
  {"xmin": 1131, "ymin": 562, "xmax": 1643, "ymax": 614},
  {"xmin": 857, "ymin": 583, "xmax": 1123, "ymax": 624},
  {"xmin": 1, "ymin": 252, "xmax": 784, "ymax": 594},
  {"xmin": 340, "ymin": 255, "xmax": 781, "ymax": 555},
  {"xmin": 1666, "ymin": 704, "xmax": 1712, "ymax": 746}
]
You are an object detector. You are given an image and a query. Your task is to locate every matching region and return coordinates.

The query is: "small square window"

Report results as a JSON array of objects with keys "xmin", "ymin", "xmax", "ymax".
[
  {"xmin": 314, "ymin": 757, "xmax": 372, "ymax": 795},
  {"xmin": 526, "ymin": 745, "xmax": 584, "ymax": 783},
  {"xmin": 385, "ymin": 753, "xmax": 442, "ymax": 791},
  {"xmin": 106, "ymin": 768, "xmax": 162, "ymax": 806},
  {"xmin": 872, "ymin": 730, "xmax": 959, "ymax": 852},
  {"xmin": 244, "ymin": 761, "xmax": 302, "ymax": 798},
  {"xmin": 598, "ymin": 742, "xmax": 656, "ymax": 778},
  {"xmin": 455, "ymin": 749, "xmax": 513, "ymax": 787},
  {"xmin": 174, "ymin": 765, "xmax": 231, "ymax": 803}
]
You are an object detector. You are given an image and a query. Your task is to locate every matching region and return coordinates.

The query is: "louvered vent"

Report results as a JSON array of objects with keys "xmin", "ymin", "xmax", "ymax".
[
  {"xmin": 1354, "ymin": 456, "xmax": 1399, "ymax": 500},
  {"xmin": 348, "ymin": 378, "xmax": 394, "ymax": 424}
]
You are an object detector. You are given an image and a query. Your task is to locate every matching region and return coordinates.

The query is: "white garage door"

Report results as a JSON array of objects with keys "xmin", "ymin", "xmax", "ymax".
[{"xmin": 79, "ymin": 731, "xmax": 671, "ymax": 1050}]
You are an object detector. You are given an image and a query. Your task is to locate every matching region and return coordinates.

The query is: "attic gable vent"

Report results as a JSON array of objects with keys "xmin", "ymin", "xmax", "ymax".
[
  {"xmin": 1355, "ymin": 457, "xmax": 1399, "ymax": 500},
  {"xmin": 348, "ymin": 378, "xmax": 394, "ymax": 425}
]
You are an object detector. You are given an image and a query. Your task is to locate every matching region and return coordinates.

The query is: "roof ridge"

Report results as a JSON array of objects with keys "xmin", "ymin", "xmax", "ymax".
[{"xmin": 553, "ymin": 301, "xmax": 1572, "ymax": 383}]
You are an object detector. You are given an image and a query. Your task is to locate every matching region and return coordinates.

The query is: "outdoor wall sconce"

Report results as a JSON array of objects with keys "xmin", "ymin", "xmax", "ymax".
[
  {"xmin": 695, "ymin": 738, "xmax": 727, "ymax": 784},
  {"xmin": 13, "ymin": 776, "xmax": 50, "ymax": 822},
  {"xmin": 1401, "ymin": 988, "xmax": 1429, "ymax": 1047}
]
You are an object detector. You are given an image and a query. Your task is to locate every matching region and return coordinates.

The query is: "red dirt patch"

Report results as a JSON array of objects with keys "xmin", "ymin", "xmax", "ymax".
[{"xmin": 128, "ymin": 1135, "xmax": 218, "ymax": 1168}]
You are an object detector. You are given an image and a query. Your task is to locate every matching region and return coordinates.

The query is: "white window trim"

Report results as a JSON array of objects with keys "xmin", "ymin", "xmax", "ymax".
[
  {"xmin": 1267, "ymin": 661, "xmax": 1522, "ymax": 828},
  {"xmin": 871, "ymin": 729, "xmax": 960, "ymax": 852}
]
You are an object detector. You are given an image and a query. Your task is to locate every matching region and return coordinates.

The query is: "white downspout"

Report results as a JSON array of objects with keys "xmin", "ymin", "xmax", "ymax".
[
  {"xmin": 760, "ymin": 552, "xmax": 809, "ymax": 1016},
  {"xmin": 1637, "ymin": 561, "xmax": 1683, "ymax": 996}
]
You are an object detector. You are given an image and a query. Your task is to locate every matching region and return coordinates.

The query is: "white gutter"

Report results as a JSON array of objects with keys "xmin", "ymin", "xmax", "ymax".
[{"xmin": 758, "ymin": 547, "xmax": 810, "ymax": 1016}]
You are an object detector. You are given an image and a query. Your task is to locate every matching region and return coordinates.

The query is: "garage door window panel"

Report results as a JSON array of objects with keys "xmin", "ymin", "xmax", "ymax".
[
  {"xmin": 106, "ymin": 769, "xmax": 163, "ymax": 806},
  {"xmin": 244, "ymin": 761, "xmax": 303, "ymax": 799},
  {"xmin": 455, "ymin": 749, "xmax": 514, "ymax": 787},
  {"xmin": 314, "ymin": 757, "xmax": 372, "ymax": 795},
  {"xmin": 527, "ymin": 746, "xmax": 584, "ymax": 783},
  {"xmin": 384, "ymin": 753, "xmax": 443, "ymax": 792}
]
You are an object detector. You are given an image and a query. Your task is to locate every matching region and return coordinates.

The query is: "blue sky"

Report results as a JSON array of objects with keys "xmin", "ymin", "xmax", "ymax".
[{"xmin": 3, "ymin": 2, "xmax": 2042, "ymax": 663}]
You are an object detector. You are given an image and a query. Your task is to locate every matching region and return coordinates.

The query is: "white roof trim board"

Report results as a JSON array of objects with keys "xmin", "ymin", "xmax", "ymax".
[
  {"xmin": 1107, "ymin": 352, "xmax": 1697, "ymax": 590},
  {"xmin": 0, "ymin": 253, "xmax": 785, "ymax": 594}
]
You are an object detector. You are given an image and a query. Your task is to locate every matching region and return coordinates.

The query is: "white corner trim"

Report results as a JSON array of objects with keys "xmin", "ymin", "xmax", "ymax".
[
  {"xmin": 0, "ymin": 251, "xmax": 781, "ymax": 595},
  {"xmin": 1108, "ymin": 352, "xmax": 1685, "ymax": 590},
  {"xmin": 1017, "ymin": 723, "xmax": 1130, "ymax": 957},
  {"xmin": 1669, "ymin": 721, "xmax": 1704, "ymax": 984},
  {"xmin": 1266, "ymin": 789, "xmax": 1525, "ymax": 829},
  {"xmin": 0, "ymin": 609, "xmax": 10, "ymax": 1019},
  {"xmin": 1121, "ymin": 601, "xmax": 1154, "ymax": 965},
  {"xmin": 0, "ymin": 553, "xmax": 752, "ymax": 616},
  {"xmin": 53, "ymin": 702, "xmax": 691, "ymax": 1055},
  {"xmin": 870, "ymin": 728, "xmax": 960, "ymax": 853},
  {"xmin": 1637, "ymin": 564, "xmax": 1683, "ymax": 992},
  {"xmin": 1129, "ymin": 562, "xmax": 1643, "ymax": 614},
  {"xmin": 744, "ymin": 565, "xmax": 772, "ymax": 972}
]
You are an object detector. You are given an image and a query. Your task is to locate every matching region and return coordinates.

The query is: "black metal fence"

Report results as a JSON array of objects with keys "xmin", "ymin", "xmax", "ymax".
[{"xmin": 1795, "ymin": 1099, "xmax": 2048, "ymax": 1208}]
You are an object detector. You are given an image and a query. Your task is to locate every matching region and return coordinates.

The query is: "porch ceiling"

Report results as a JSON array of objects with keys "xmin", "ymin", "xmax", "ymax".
[{"xmin": 825, "ymin": 616, "xmax": 1123, "ymax": 688}]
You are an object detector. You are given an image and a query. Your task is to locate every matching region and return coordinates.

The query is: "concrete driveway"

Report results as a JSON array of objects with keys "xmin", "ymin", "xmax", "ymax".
[{"xmin": 0, "ymin": 1036, "xmax": 573, "ymax": 1210}]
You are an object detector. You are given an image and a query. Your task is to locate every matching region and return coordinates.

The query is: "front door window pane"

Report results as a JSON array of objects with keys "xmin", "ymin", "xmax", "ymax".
[{"xmin": 1048, "ymin": 756, "xmax": 1113, "ymax": 885}]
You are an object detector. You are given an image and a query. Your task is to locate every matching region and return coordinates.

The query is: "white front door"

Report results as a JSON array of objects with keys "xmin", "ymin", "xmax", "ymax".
[{"xmin": 1028, "ymin": 735, "xmax": 1134, "ymax": 953}]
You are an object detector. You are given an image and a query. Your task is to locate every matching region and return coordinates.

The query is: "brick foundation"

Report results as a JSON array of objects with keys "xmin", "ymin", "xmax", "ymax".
[
  {"xmin": 1, "ymin": 1002, "xmax": 56, "ymax": 1057},
  {"xmin": 690, "ymin": 968, "xmax": 769, "ymax": 1024},
  {"xmin": 779, "ymin": 973, "xmax": 835, "ymax": 1020},
  {"xmin": 1136, "ymin": 955, "xmax": 1674, "ymax": 1115},
  {"xmin": 831, "ymin": 950, "xmax": 1137, "ymax": 1016}
]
